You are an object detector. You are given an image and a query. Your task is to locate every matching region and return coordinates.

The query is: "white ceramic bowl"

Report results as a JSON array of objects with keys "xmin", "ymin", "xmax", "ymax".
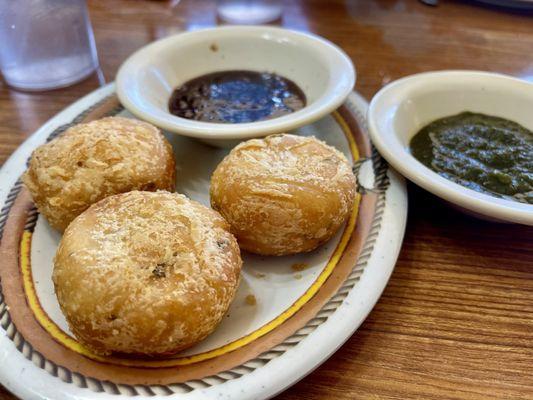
[
  {"xmin": 116, "ymin": 26, "xmax": 355, "ymax": 147},
  {"xmin": 368, "ymin": 70, "xmax": 533, "ymax": 225}
]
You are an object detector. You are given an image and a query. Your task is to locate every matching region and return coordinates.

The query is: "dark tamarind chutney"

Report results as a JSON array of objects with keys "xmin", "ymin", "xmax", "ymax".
[{"xmin": 168, "ymin": 70, "xmax": 306, "ymax": 124}]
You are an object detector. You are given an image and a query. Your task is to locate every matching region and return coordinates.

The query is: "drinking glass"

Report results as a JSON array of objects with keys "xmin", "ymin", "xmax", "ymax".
[
  {"xmin": 0, "ymin": 0, "xmax": 99, "ymax": 91},
  {"xmin": 217, "ymin": 0, "xmax": 283, "ymax": 25}
]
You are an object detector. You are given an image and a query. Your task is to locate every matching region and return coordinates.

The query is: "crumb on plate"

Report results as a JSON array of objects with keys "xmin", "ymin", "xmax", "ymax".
[
  {"xmin": 245, "ymin": 294, "xmax": 257, "ymax": 306},
  {"xmin": 292, "ymin": 262, "xmax": 308, "ymax": 272}
]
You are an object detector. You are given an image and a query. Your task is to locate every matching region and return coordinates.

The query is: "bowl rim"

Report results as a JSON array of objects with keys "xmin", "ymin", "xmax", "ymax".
[
  {"xmin": 368, "ymin": 70, "xmax": 533, "ymax": 225},
  {"xmin": 116, "ymin": 25, "xmax": 356, "ymax": 140}
]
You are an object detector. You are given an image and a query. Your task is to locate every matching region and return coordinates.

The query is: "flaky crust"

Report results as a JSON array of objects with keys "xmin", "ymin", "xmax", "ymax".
[
  {"xmin": 53, "ymin": 191, "xmax": 242, "ymax": 356},
  {"xmin": 23, "ymin": 117, "xmax": 176, "ymax": 231},
  {"xmin": 210, "ymin": 134, "xmax": 356, "ymax": 256}
]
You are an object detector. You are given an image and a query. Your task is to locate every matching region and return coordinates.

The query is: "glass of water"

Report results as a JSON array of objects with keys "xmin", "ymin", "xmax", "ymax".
[
  {"xmin": 0, "ymin": 0, "xmax": 99, "ymax": 91},
  {"xmin": 217, "ymin": 0, "xmax": 283, "ymax": 25}
]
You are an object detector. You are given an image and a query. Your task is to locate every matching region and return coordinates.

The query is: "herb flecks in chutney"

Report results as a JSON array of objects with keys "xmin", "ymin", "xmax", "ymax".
[{"xmin": 410, "ymin": 112, "xmax": 533, "ymax": 204}]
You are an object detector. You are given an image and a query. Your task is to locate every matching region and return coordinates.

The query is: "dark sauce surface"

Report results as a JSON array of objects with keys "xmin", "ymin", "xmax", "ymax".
[
  {"xmin": 168, "ymin": 70, "xmax": 306, "ymax": 124},
  {"xmin": 410, "ymin": 112, "xmax": 533, "ymax": 204}
]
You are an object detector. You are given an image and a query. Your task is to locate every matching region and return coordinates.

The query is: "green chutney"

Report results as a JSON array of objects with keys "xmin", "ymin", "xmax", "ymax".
[{"xmin": 410, "ymin": 112, "xmax": 533, "ymax": 204}]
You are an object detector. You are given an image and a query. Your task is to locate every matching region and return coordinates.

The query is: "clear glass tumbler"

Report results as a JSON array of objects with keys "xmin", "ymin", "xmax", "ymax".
[
  {"xmin": 217, "ymin": 0, "xmax": 283, "ymax": 25},
  {"xmin": 0, "ymin": 0, "xmax": 99, "ymax": 91}
]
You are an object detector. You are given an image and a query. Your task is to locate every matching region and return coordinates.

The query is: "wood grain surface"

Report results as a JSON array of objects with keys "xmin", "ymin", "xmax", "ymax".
[{"xmin": 1, "ymin": 0, "xmax": 532, "ymax": 399}]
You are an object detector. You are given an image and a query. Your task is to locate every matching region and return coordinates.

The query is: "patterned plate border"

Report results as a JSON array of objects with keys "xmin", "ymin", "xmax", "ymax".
[
  {"xmin": 0, "ymin": 93, "xmax": 390, "ymax": 397},
  {"xmin": 15, "ymin": 110, "xmax": 362, "ymax": 369}
]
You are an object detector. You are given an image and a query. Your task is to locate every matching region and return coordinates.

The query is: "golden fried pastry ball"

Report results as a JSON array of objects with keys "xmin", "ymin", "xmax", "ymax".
[
  {"xmin": 53, "ymin": 191, "xmax": 242, "ymax": 356},
  {"xmin": 210, "ymin": 134, "xmax": 356, "ymax": 256},
  {"xmin": 23, "ymin": 117, "xmax": 176, "ymax": 231}
]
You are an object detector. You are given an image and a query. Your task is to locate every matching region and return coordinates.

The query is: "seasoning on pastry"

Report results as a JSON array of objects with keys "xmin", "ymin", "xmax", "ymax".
[
  {"xmin": 53, "ymin": 191, "xmax": 242, "ymax": 356},
  {"xmin": 210, "ymin": 134, "xmax": 356, "ymax": 256},
  {"xmin": 23, "ymin": 117, "xmax": 176, "ymax": 231}
]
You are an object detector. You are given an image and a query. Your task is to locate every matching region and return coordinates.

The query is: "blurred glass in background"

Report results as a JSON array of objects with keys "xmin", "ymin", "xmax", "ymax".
[
  {"xmin": 0, "ymin": 0, "xmax": 99, "ymax": 91},
  {"xmin": 217, "ymin": 0, "xmax": 283, "ymax": 24}
]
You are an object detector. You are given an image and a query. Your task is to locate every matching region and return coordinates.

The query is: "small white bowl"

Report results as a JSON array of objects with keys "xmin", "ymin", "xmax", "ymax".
[
  {"xmin": 116, "ymin": 26, "xmax": 355, "ymax": 147},
  {"xmin": 368, "ymin": 70, "xmax": 533, "ymax": 225}
]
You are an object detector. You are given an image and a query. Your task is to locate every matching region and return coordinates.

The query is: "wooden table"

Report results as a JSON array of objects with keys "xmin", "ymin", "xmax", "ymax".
[{"xmin": 1, "ymin": 1, "xmax": 532, "ymax": 399}]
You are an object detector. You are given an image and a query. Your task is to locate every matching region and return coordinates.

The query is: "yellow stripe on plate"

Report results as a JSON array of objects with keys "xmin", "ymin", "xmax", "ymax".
[{"xmin": 20, "ymin": 111, "xmax": 361, "ymax": 368}]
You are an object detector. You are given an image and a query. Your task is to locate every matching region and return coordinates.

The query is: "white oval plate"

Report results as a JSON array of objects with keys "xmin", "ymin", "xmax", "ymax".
[{"xmin": 0, "ymin": 84, "xmax": 406, "ymax": 400}]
